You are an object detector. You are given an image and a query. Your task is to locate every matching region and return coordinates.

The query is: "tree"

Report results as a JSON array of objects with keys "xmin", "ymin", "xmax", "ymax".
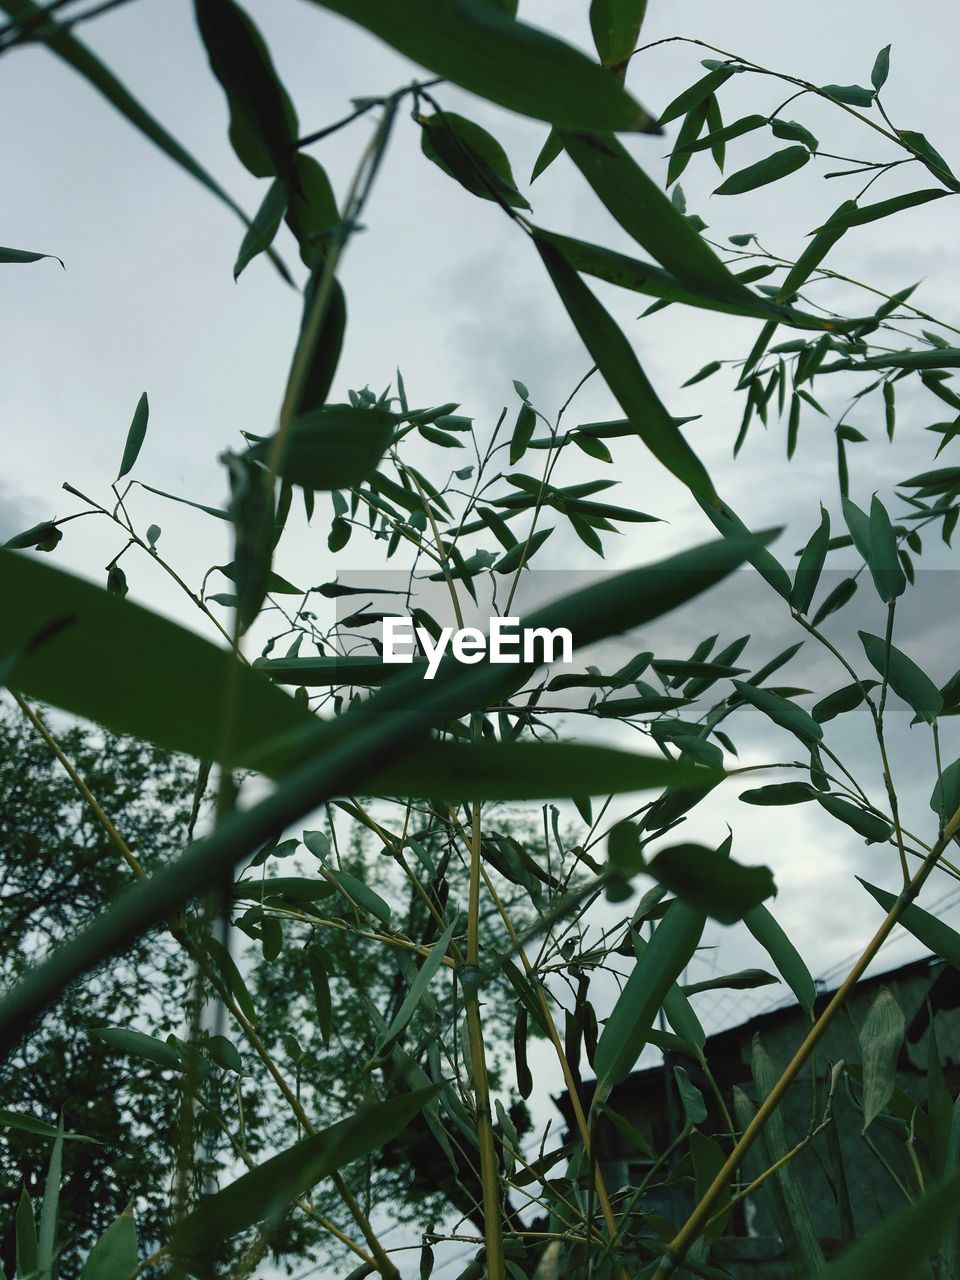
[
  {"xmin": 0, "ymin": 706, "xmax": 194, "ymax": 1273},
  {"xmin": 3, "ymin": 3, "xmax": 960, "ymax": 1279}
]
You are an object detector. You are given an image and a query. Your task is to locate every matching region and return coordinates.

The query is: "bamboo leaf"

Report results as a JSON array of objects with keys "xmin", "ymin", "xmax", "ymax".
[
  {"xmin": 306, "ymin": 0, "xmax": 657, "ymax": 131},
  {"xmin": 91, "ymin": 1028, "xmax": 183, "ymax": 1072},
  {"xmin": 645, "ymin": 842, "xmax": 776, "ymax": 924},
  {"xmin": 78, "ymin": 1208, "xmax": 138, "ymax": 1280},
  {"xmin": 868, "ymin": 495, "xmax": 906, "ymax": 600},
  {"xmin": 0, "ymin": 245, "xmax": 64, "ymax": 267},
  {"xmin": 533, "ymin": 227, "xmax": 833, "ymax": 329},
  {"xmin": 194, "ymin": 0, "xmax": 299, "ymax": 183},
  {"xmin": 732, "ymin": 679, "xmax": 822, "ymax": 743},
  {"xmin": 234, "ymin": 179, "xmax": 287, "ymax": 279},
  {"xmin": 536, "ymin": 238, "xmax": 717, "ymax": 501},
  {"xmin": 589, "ymin": 0, "xmax": 648, "ymax": 70},
  {"xmin": 172, "ymin": 1087, "xmax": 443, "ymax": 1258},
  {"xmin": 560, "ymin": 130, "xmax": 749, "ymax": 296},
  {"xmin": 373, "ymin": 923, "xmax": 455, "ymax": 1061},
  {"xmin": 0, "ymin": 1110, "xmax": 98, "ymax": 1144},
  {"xmin": 817, "ymin": 794, "xmax": 892, "ymax": 844},
  {"xmin": 750, "ymin": 1039, "xmax": 824, "ymax": 1273},
  {"xmin": 739, "ymin": 782, "xmax": 817, "ymax": 805},
  {"xmin": 15, "ymin": 1187, "xmax": 38, "ymax": 1280},
  {"xmin": 116, "ymin": 393, "xmax": 149, "ymax": 481},
  {"xmin": 859, "ymin": 630, "xmax": 943, "ymax": 722},
  {"xmin": 368, "ymin": 742, "xmax": 722, "ymax": 801},
  {"xmin": 858, "ymin": 987, "xmax": 905, "ymax": 1130},
  {"xmin": 247, "ymin": 405, "xmax": 399, "ymax": 489},
  {"xmin": 715, "ymin": 145, "xmax": 810, "ymax": 195},
  {"xmin": 593, "ymin": 900, "xmax": 705, "ymax": 1095},
  {"xmin": 871, "ymin": 45, "xmax": 891, "ymax": 91},
  {"xmin": 37, "ymin": 1119, "xmax": 64, "ymax": 1278},
  {"xmin": 744, "ymin": 903, "xmax": 816, "ymax": 1015},
  {"xmin": 420, "ymin": 111, "xmax": 530, "ymax": 208},
  {"xmin": 659, "ymin": 67, "xmax": 734, "ymax": 125},
  {"xmin": 859, "ymin": 877, "xmax": 960, "ymax": 971},
  {"xmin": 791, "ymin": 504, "xmax": 830, "ymax": 614}
]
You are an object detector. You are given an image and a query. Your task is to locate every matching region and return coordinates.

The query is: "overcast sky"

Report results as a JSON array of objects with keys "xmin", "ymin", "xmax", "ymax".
[{"xmin": 3, "ymin": 1, "xmax": 960, "ymax": 1274}]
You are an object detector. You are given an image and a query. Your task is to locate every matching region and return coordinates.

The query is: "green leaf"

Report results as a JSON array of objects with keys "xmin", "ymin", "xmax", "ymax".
[
  {"xmin": 91, "ymin": 1027, "xmax": 183, "ymax": 1072},
  {"xmin": 821, "ymin": 83, "xmax": 875, "ymax": 106},
  {"xmin": 676, "ymin": 112, "xmax": 766, "ymax": 158},
  {"xmin": 745, "ymin": 903, "xmax": 816, "ymax": 1015},
  {"xmin": 593, "ymin": 899, "xmax": 705, "ymax": 1095},
  {"xmin": 697, "ymin": 495, "xmax": 792, "ymax": 600},
  {"xmin": 560, "ymin": 131, "xmax": 749, "ymax": 297},
  {"xmin": 897, "ymin": 129, "xmax": 960, "ymax": 192},
  {"xmin": 4, "ymin": 521, "xmax": 62, "ymax": 553},
  {"xmin": 871, "ymin": 45, "xmax": 891, "ymax": 91},
  {"xmin": 739, "ymin": 782, "xmax": 817, "ymax": 805},
  {"xmin": 172, "ymin": 1087, "xmax": 443, "ymax": 1258},
  {"xmin": 284, "ymin": 153, "xmax": 338, "ymax": 267},
  {"xmin": 510, "ymin": 402, "xmax": 537, "ymax": 463},
  {"xmin": 822, "ymin": 188, "xmax": 945, "ymax": 233},
  {"xmin": 859, "ymin": 878, "xmax": 960, "ymax": 971},
  {"xmin": 667, "ymin": 97, "xmax": 710, "ymax": 186},
  {"xmin": 116, "ymin": 393, "xmax": 149, "ymax": 481},
  {"xmin": 327, "ymin": 870, "xmax": 392, "ymax": 925},
  {"xmin": 79, "ymin": 1208, "xmax": 138, "ymax": 1280},
  {"xmin": 0, "ymin": 245, "xmax": 64, "ymax": 267},
  {"xmin": 659, "ymin": 67, "xmax": 734, "ymax": 125},
  {"xmin": 770, "ymin": 118, "xmax": 819, "ymax": 151},
  {"xmin": 673, "ymin": 1064, "xmax": 707, "ymax": 1124},
  {"xmin": 206, "ymin": 1034, "xmax": 243, "ymax": 1074},
  {"xmin": 858, "ymin": 986, "xmax": 905, "ymax": 1130},
  {"xmin": 811, "ymin": 576, "xmax": 857, "ymax": 626},
  {"xmin": 420, "ymin": 111, "xmax": 530, "ymax": 208},
  {"xmin": 368, "ymin": 742, "xmax": 722, "ymax": 801},
  {"xmin": 715, "ymin": 145, "xmax": 810, "ymax": 195},
  {"xmin": 0, "ymin": 1110, "xmax": 97, "ymax": 1143},
  {"xmin": 931, "ymin": 756, "xmax": 960, "ymax": 825},
  {"xmin": 533, "ymin": 227, "xmax": 832, "ymax": 330},
  {"xmin": 817, "ymin": 794, "xmax": 891, "ymax": 843},
  {"xmin": 307, "ymin": 0, "xmax": 657, "ymax": 131},
  {"xmin": 867, "ymin": 494, "xmax": 906, "ymax": 600},
  {"xmin": 732, "ymin": 679, "xmax": 822, "ymax": 743},
  {"xmin": 531, "ymin": 127, "xmax": 564, "ymax": 181},
  {"xmin": 607, "ymin": 820, "xmax": 645, "ymax": 877},
  {"xmin": 232, "ymin": 877, "xmax": 336, "ymax": 904},
  {"xmin": 194, "ymin": 0, "xmax": 299, "ymax": 184},
  {"xmin": 682, "ymin": 968, "xmax": 779, "ymax": 997},
  {"xmin": 645, "ymin": 841, "xmax": 776, "ymax": 924},
  {"xmin": 0, "ymin": 549, "xmax": 314, "ymax": 773},
  {"xmin": 373, "ymin": 922, "xmax": 455, "ymax": 1061},
  {"xmin": 750, "ymin": 1040, "xmax": 824, "ymax": 1273},
  {"xmin": 234, "ymin": 178, "xmax": 287, "ymax": 279},
  {"xmin": 859, "ymin": 630, "xmax": 943, "ymax": 722},
  {"xmin": 536, "ymin": 238, "xmax": 717, "ymax": 502},
  {"xmin": 37, "ymin": 1118, "xmax": 64, "ymax": 1278},
  {"xmin": 791, "ymin": 505, "xmax": 830, "ymax": 614},
  {"xmin": 16, "ymin": 1186, "xmax": 38, "ymax": 1280},
  {"xmin": 248, "ymin": 405, "xmax": 399, "ymax": 490},
  {"xmin": 206, "ymin": 936, "xmax": 258, "ymax": 1024},
  {"xmin": 589, "ymin": 0, "xmax": 648, "ymax": 69},
  {"xmin": 812, "ymin": 680, "xmax": 877, "ymax": 723}
]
